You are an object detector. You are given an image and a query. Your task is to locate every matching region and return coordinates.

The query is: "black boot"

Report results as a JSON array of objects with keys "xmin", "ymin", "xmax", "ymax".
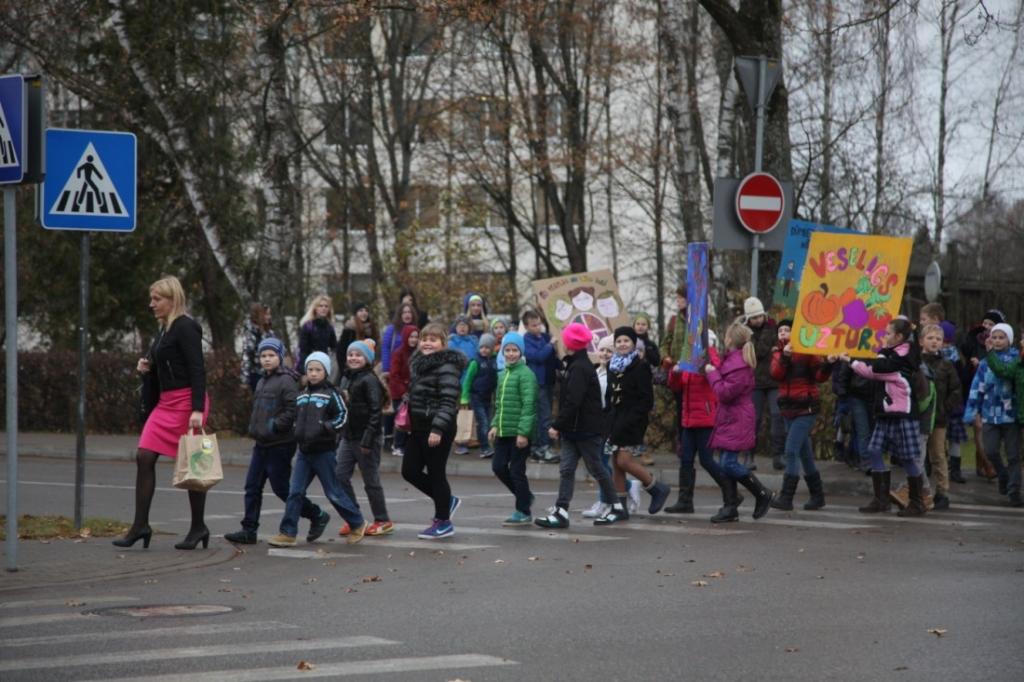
[
  {"xmin": 770, "ymin": 474, "xmax": 799, "ymax": 511},
  {"xmin": 948, "ymin": 456, "xmax": 967, "ymax": 484},
  {"xmin": 803, "ymin": 472, "xmax": 826, "ymax": 510},
  {"xmin": 710, "ymin": 477, "xmax": 740, "ymax": 523},
  {"xmin": 224, "ymin": 528, "xmax": 257, "ymax": 544},
  {"xmin": 859, "ymin": 471, "xmax": 891, "ymax": 513},
  {"xmin": 738, "ymin": 473, "xmax": 773, "ymax": 519},
  {"xmin": 664, "ymin": 468, "xmax": 695, "ymax": 514},
  {"xmin": 898, "ymin": 475, "xmax": 927, "ymax": 517}
]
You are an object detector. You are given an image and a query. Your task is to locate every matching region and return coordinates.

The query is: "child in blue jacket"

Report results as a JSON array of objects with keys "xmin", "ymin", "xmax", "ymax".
[{"xmin": 523, "ymin": 310, "xmax": 559, "ymax": 462}]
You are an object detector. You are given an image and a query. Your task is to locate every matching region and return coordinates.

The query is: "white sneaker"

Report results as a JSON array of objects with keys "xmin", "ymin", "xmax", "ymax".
[
  {"xmin": 628, "ymin": 480, "xmax": 642, "ymax": 513},
  {"xmin": 582, "ymin": 501, "xmax": 610, "ymax": 518},
  {"xmin": 391, "ymin": 446, "xmax": 403, "ymax": 457}
]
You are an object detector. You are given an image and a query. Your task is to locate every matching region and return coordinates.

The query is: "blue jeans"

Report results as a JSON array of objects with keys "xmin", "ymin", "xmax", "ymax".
[
  {"xmin": 718, "ymin": 450, "xmax": 749, "ymax": 480},
  {"xmin": 681, "ymin": 427, "xmax": 723, "ymax": 478},
  {"xmin": 471, "ymin": 395, "xmax": 492, "ymax": 449},
  {"xmin": 783, "ymin": 415, "xmax": 819, "ymax": 477},
  {"xmin": 849, "ymin": 397, "xmax": 873, "ymax": 463},
  {"xmin": 534, "ymin": 384, "xmax": 552, "ymax": 449},
  {"xmin": 241, "ymin": 443, "xmax": 320, "ymax": 532},
  {"xmin": 280, "ymin": 449, "xmax": 364, "ymax": 536},
  {"xmin": 492, "ymin": 437, "xmax": 533, "ymax": 513}
]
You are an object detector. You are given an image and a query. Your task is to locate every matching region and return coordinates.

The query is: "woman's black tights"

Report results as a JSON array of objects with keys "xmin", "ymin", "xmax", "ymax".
[{"xmin": 130, "ymin": 449, "xmax": 206, "ymax": 532}]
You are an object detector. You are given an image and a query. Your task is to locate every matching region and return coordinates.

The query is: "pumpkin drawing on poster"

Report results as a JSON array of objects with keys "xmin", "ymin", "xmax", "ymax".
[{"xmin": 791, "ymin": 232, "xmax": 913, "ymax": 358}]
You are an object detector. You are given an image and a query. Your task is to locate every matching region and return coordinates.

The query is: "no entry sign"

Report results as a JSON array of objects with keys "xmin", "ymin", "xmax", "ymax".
[{"xmin": 735, "ymin": 172, "xmax": 785, "ymax": 234}]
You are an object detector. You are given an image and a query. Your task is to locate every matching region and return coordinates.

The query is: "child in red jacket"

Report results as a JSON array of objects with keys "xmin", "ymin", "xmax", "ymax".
[{"xmin": 768, "ymin": 320, "xmax": 833, "ymax": 511}]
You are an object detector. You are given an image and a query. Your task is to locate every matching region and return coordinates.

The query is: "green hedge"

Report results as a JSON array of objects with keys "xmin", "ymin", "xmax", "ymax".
[{"xmin": 0, "ymin": 351, "xmax": 250, "ymax": 435}]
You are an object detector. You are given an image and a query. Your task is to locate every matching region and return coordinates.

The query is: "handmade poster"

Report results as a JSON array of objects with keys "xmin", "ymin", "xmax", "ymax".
[
  {"xmin": 677, "ymin": 242, "xmax": 709, "ymax": 373},
  {"xmin": 532, "ymin": 269, "xmax": 630, "ymax": 361},
  {"xmin": 771, "ymin": 220, "xmax": 856, "ymax": 320},
  {"xmin": 791, "ymin": 232, "xmax": 913, "ymax": 358}
]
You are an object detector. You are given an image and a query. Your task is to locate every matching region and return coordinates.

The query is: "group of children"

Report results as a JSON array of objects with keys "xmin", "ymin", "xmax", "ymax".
[{"xmin": 218, "ymin": 289, "xmax": 1022, "ymax": 549}]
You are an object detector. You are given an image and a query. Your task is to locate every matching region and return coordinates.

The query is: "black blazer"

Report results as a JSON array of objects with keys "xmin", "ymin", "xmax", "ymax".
[
  {"xmin": 152, "ymin": 316, "xmax": 206, "ymax": 411},
  {"xmin": 607, "ymin": 355, "xmax": 653, "ymax": 446}
]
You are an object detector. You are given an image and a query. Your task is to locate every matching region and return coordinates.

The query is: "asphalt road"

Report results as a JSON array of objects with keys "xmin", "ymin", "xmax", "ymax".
[{"xmin": 2, "ymin": 456, "xmax": 1023, "ymax": 681}]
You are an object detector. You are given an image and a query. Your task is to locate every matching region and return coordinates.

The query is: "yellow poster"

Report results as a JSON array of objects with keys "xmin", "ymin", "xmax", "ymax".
[
  {"xmin": 531, "ymin": 269, "xmax": 630, "ymax": 360},
  {"xmin": 791, "ymin": 233, "xmax": 913, "ymax": 358}
]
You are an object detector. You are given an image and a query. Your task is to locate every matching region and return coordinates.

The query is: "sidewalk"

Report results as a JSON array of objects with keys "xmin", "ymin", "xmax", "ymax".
[{"xmin": 0, "ymin": 431, "xmax": 1009, "ymax": 505}]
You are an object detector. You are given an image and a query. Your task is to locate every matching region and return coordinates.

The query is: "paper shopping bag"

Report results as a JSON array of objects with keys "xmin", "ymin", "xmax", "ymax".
[
  {"xmin": 173, "ymin": 429, "xmax": 224, "ymax": 491},
  {"xmin": 455, "ymin": 408, "xmax": 475, "ymax": 443}
]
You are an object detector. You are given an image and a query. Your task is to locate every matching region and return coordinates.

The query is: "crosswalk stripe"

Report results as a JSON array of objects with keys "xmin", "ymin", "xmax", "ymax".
[
  {"xmin": 600, "ymin": 523, "xmax": 752, "ymax": 536},
  {"xmin": 808, "ymin": 511, "xmax": 989, "ymax": 528},
  {"xmin": 337, "ymin": 538, "xmax": 499, "ymax": 551},
  {"xmin": 754, "ymin": 518, "xmax": 876, "ymax": 530},
  {"xmin": 392, "ymin": 523, "xmax": 626, "ymax": 543},
  {"xmin": 266, "ymin": 548, "xmax": 363, "ymax": 559},
  {"xmin": 96, "ymin": 654, "xmax": 517, "ymax": 681},
  {"xmin": 0, "ymin": 636, "xmax": 398, "ymax": 672},
  {"xmin": 0, "ymin": 596, "xmax": 138, "ymax": 610},
  {"xmin": 0, "ymin": 620, "xmax": 297, "ymax": 648},
  {"xmin": 0, "ymin": 613, "xmax": 97, "ymax": 628}
]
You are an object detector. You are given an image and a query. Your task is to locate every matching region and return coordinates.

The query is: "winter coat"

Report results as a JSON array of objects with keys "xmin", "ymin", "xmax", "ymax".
[
  {"xmin": 387, "ymin": 325, "xmax": 418, "ymax": 401},
  {"xmin": 152, "ymin": 315, "xmax": 207, "ymax": 411},
  {"xmin": 986, "ymin": 350, "xmax": 1024, "ymax": 424},
  {"xmin": 248, "ymin": 369, "xmax": 299, "ymax": 446},
  {"xmin": 635, "ymin": 332, "xmax": 661, "ymax": 369},
  {"xmin": 832, "ymin": 360, "xmax": 875, "ymax": 403},
  {"xmin": 851, "ymin": 342, "xmax": 917, "ymax": 419},
  {"xmin": 337, "ymin": 320, "xmax": 378, "ymax": 371},
  {"xmin": 448, "ymin": 333, "xmax": 479, "ymax": 368},
  {"xmin": 552, "ymin": 350, "xmax": 606, "ymax": 437},
  {"xmin": 338, "ymin": 366, "xmax": 384, "ymax": 449},
  {"xmin": 490, "ymin": 360, "xmax": 538, "ymax": 438},
  {"xmin": 750, "ymin": 320, "xmax": 779, "ymax": 390},
  {"xmin": 297, "ymin": 318, "xmax": 337, "ymax": 372},
  {"xmin": 381, "ymin": 323, "xmax": 411, "ymax": 373},
  {"xmin": 293, "ymin": 381, "xmax": 347, "ymax": 452},
  {"xmin": 706, "ymin": 348, "xmax": 756, "ymax": 452},
  {"xmin": 460, "ymin": 355, "xmax": 498, "ymax": 404},
  {"xmin": 240, "ymin": 320, "xmax": 277, "ymax": 387},
  {"xmin": 524, "ymin": 332, "xmax": 558, "ymax": 387},
  {"xmin": 408, "ymin": 349, "xmax": 467, "ymax": 435},
  {"xmin": 607, "ymin": 355, "xmax": 654, "ymax": 446},
  {"xmin": 667, "ymin": 347, "xmax": 721, "ymax": 429},
  {"xmin": 770, "ymin": 348, "xmax": 833, "ymax": 418},
  {"xmin": 964, "ymin": 349, "xmax": 1019, "ymax": 425},
  {"xmin": 922, "ymin": 351, "xmax": 963, "ymax": 428}
]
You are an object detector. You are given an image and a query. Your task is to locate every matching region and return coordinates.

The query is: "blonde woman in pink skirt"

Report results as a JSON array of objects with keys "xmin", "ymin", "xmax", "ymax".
[{"xmin": 113, "ymin": 276, "xmax": 210, "ymax": 550}]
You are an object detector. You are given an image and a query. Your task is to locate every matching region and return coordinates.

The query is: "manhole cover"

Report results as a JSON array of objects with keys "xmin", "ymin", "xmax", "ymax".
[{"xmin": 86, "ymin": 604, "xmax": 240, "ymax": 618}]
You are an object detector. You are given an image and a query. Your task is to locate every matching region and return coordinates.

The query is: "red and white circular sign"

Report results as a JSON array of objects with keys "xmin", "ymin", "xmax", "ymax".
[{"xmin": 735, "ymin": 172, "xmax": 785, "ymax": 234}]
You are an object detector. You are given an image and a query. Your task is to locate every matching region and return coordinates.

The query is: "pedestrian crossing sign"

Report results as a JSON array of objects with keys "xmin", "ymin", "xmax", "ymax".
[
  {"xmin": 0, "ymin": 74, "xmax": 26, "ymax": 184},
  {"xmin": 41, "ymin": 128, "xmax": 136, "ymax": 231}
]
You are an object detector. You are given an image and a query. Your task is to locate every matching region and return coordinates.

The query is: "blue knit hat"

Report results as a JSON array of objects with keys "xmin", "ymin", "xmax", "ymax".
[
  {"xmin": 305, "ymin": 351, "xmax": 332, "ymax": 376},
  {"xmin": 501, "ymin": 332, "xmax": 525, "ymax": 355},
  {"xmin": 347, "ymin": 340, "xmax": 375, "ymax": 365},
  {"xmin": 257, "ymin": 337, "xmax": 284, "ymax": 362}
]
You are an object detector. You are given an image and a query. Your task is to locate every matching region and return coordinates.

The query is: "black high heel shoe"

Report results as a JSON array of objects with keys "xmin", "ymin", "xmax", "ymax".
[
  {"xmin": 174, "ymin": 527, "xmax": 210, "ymax": 550},
  {"xmin": 112, "ymin": 526, "xmax": 152, "ymax": 549}
]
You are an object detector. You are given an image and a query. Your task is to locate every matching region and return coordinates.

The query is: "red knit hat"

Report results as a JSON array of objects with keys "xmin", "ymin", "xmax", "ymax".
[{"xmin": 561, "ymin": 322, "xmax": 593, "ymax": 351}]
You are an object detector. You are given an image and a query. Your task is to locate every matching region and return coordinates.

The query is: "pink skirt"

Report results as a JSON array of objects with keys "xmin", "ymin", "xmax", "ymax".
[{"xmin": 139, "ymin": 387, "xmax": 210, "ymax": 457}]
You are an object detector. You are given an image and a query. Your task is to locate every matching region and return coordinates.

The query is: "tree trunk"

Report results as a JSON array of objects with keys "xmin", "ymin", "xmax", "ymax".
[
  {"xmin": 819, "ymin": 0, "xmax": 834, "ymax": 224},
  {"xmin": 870, "ymin": 2, "xmax": 891, "ymax": 235}
]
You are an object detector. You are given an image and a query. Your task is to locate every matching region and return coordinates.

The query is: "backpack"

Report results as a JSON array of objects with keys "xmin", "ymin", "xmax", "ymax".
[{"xmin": 913, "ymin": 361, "xmax": 937, "ymax": 430}]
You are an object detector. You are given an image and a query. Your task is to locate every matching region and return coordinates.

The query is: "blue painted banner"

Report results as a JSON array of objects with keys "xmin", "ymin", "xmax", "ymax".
[
  {"xmin": 677, "ymin": 242, "xmax": 709, "ymax": 373},
  {"xmin": 770, "ymin": 219, "xmax": 856, "ymax": 319}
]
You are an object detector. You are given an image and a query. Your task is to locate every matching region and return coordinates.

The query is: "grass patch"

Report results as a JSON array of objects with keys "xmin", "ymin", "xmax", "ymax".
[{"xmin": 0, "ymin": 515, "xmax": 128, "ymax": 540}]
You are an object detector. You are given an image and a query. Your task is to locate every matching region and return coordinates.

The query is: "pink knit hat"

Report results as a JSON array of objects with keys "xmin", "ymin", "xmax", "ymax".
[{"xmin": 561, "ymin": 322, "xmax": 593, "ymax": 351}]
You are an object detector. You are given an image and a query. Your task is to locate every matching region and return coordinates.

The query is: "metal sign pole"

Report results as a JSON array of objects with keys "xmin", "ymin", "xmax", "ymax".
[
  {"xmin": 74, "ymin": 232, "xmax": 90, "ymax": 529},
  {"xmin": 4, "ymin": 187, "xmax": 18, "ymax": 572},
  {"xmin": 749, "ymin": 55, "xmax": 768, "ymax": 299}
]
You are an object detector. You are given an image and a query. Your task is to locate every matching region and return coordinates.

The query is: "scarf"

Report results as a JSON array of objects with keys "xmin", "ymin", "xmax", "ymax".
[{"xmin": 609, "ymin": 350, "xmax": 638, "ymax": 373}]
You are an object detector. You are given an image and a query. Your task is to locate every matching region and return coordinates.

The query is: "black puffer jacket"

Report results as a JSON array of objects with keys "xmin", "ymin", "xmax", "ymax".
[
  {"xmin": 552, "ymin": 350, "xmax": 605, "ymax": 437},
  {"xmin": 607, "ymin": 355, "xmax": 654, "ymax": 446},
  {"xmin": 248, "ymin": 369, "xmax": 299, "ymax": 446},
  {"xmin": 339, "ymin": 366, "xmax": 384, "ymax": 449},
  {"xmin": 408, "ymin": 349, "xmax": 466, "ymax": 435}
]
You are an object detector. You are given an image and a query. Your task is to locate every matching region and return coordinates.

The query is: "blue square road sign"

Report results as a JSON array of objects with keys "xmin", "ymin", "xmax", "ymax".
[
  {"xmin": 41, "ymin": 128, "xmax": 136, "ymax": 231},
  {"xmin": 0, "ymin": 74, "xmax": 26, "ymax": 184}
]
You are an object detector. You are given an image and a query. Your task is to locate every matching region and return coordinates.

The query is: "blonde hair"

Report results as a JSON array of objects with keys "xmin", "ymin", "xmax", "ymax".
[
  {"xmin": 920, "ymin": 323, "xmax": 943, "ymax": 340},
  {"xmin": 420, "ymin": 322, "xmax": 448, "ymax": 345},
  {"xmin": 300, "ymin": 294, "xmax": 334, "ymax": 326},
  {"xmin": 150, "ymin": 275, "xmax": 187, "ymax": 328},
  {"xmin": 725, "ymin": 320, "xmax": 756, "ymax": 369}
]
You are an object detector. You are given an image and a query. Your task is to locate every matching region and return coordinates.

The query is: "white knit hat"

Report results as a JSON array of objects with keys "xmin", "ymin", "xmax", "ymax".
[
  {"xmin": 743, "ymin": 297, "xmax": 766, "ymax": 320},
  {"xmin": 991, "ymin": 323, "xmax": 1014, "ymax": 346}
]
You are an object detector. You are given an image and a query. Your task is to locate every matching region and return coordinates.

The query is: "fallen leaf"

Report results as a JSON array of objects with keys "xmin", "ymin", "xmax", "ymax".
[
  {"xmin": 408, "ymin": 551, "xmax": 416, "ymax": 557},
  {"xmin": 704, "ymin": 571, "xmax": 725, "ymax": 578},
  {"xmin": 894, "ymin": 666, "xmax": 909, "ymax": 671},
  {"xmin": 116, "ymin": 554, "xmax": 125, "ymax": 559},
  {"xmin": 584, "ymin": 564, "xmax": 593, "ymax": 570},
  {"xmin": 218, "ymin": 588, "xmax": 234, "ymax": 593},
  {"xmin": 494, "ymin": 559, "xmax": 505, "ymax": 564},
  {"xmin": 345, "ymin": 587, "xmax": 357, "ymax": 593},
  {"xmin": 691, "ymin": 580, "xmax": 709, "ymax": 587},
  {"xmin": 302, "ymin": 578, "xmax": 318, "ymax": 585},
  {"xmin": 219, "ymin": 579, "xmax": 232, "ymax": 583},
  {"xmin": 927, "ymin": 628, "xmax": 947, "ymax": 637},
  {"xmin": 573, "ymin": 538, "xmax": 580, "ymax": 543},
  {"xmin": 143, "ymin": 579, "xmax": 158, "ymax": 584},
  {"xmin": 296, "ymin": 660, "xmax": 315, "ymax": 671},
  {"xmin": 65, "ymin": 599, "xmax": 84, "ymax": 607},
  {"xmin": 434, "ymin": 550, "xmax": 445, "ymax": 555},
  {"xmin": 79, "ymin": 528, "xmax": 92, "ymax": 538},
  {"xmin": 362, "ymin": 575, "xmax": 382, "ymax": 583},
  {"xmin": 785, "ymin": 647, "xmax": 799, "ymax": 653},
  {"xmin": 661, "ymin": 572, "xmax": 675, "ymax": 577},
  {"xmin": 322, "ymin": 561, "xmax": 336, "ymax": 567},
  {"xmin": 797, "ymin": 548, "xmax": 805, "ymax": 553},
  {"xmin": 528, "ymin": 556, "xmax": 540, "ymax": 561}
]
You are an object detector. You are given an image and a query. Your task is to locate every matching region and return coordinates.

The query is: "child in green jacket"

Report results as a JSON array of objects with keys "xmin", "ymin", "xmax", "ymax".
[{"xmin": 487, "ymin": 332, "xmax": 538, "ymax": 526}]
